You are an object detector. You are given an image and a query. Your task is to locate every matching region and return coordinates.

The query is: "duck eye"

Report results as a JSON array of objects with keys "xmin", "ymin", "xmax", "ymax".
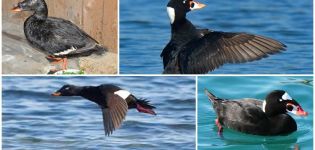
[
  {"xmin": 287, "ymin": 105, "xmax": 293, "ymax": 111},
  {"xmin": 191, "ymin": 2, "xmax": 195, "ymax": 8},
  {"xmin": 65, "ymin": 87, "xmax": 70, "ymax": 90}
]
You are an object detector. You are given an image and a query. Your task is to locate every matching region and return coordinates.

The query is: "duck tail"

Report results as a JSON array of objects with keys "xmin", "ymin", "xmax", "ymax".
[
  {"xmin": 94, "ymin": 44, "xmax": 108, "ymax": 55},
  {"xmin": 135, "ymin": 98, "xmax": 156, "ymax": 115},
  {"xmin": 204, "ymin": 88, "xmax": 218, "ymax": 104}
]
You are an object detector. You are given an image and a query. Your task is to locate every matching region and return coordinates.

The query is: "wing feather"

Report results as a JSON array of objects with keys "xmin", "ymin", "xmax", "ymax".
[
  {"xmin": 102, "ymin": 94, "xmax": 128, "ymax": 136},
  {"xmin": 179, "ymin": 32, "xmax": 286, "ymax": 73}
]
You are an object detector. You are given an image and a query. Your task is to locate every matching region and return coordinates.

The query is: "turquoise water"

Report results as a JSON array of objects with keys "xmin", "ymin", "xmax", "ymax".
[
  {"xmin": 2, "ymin": 76, "xmax": 196, "ymax": 150},
  {"xmin": 198, "ymin": 76, "xmax": 313, "ymax": 150},
  {"xmin": 120, "ymin": 0, "xmax": 313, "ymax": 74}
]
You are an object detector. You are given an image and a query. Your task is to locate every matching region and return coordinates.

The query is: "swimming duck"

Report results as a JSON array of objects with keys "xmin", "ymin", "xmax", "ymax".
[
  {"xmin": 52, "ymin": 84, "xmax": 156, "ymax": 136},
  {"xmin": 204, "ymin": 89, "xmax": 307, "ymax": 136},
  {"xmin": 12, "ymin": 0, "xmax": 106, "ymax": 71},
  {"xmin": 162, "ymin": 0, "xmax": 286, "ymax": 74}
]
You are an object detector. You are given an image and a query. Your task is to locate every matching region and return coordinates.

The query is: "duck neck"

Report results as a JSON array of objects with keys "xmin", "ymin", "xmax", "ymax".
[
  {"xmin": 170, "ymin": 18, "xmax": 199, "ymax": 44},
  {"xmin": 265, "ymin": 107, "xmax": 287, "ymax": 117},
  {"xmin": 79, "ymin": 86, "xmax": 98, "ymax": 100},
  {"xmin": 79, "ymin": 86, "xmax": 105, "ymax": 105},
  {"xmin": 33, "ymin": 1, "xmax": 48, "ymax": 20}
]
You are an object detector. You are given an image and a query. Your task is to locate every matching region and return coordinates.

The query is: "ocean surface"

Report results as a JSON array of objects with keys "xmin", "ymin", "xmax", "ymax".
[
  {"xmin": 198, "ymin": 76, "xmax": 313, "ymax": 150},
  {"xmin": 120, "ymin": 0, "xmax": 313, "ymax": 74},
  {"xmin": 2, "ymin": 76, "xmax": 196, "ymax": 150}
]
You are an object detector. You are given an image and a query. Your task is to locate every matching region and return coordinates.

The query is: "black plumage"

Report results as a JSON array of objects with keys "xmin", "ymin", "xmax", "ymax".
[
  {"xmin": 52, "ymin": 84, "xmax": 156, "ymax": 136},
  {"xmin": 162, "ymin": 0, "xmax": 286, "ymax": 74},
  {"xmin": 12, "ymin": 0, "xmax": 106, "ymax": 63},
  {"xmin": 205, "ymin": 89, "xmax": 307, "ymax": 136}
]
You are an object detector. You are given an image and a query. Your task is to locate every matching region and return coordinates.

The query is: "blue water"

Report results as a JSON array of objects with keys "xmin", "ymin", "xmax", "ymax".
[
  {"xmin": 120, "ymin": 0, "xmax": 313, "ymax": 74},
  {"xmin": 2, "ymin": 76, "xmax": 196, "ymax": 150},
  {"xmin": 198, "ymin": 76, "xmax": 313, "ymax": 150}
]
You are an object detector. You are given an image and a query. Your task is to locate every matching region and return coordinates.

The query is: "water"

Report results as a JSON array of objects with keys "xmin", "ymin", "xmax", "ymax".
[
  {"xmin": 198, "ymin": 76, "xmax": 313, "ymax": 150},
  {"xmin": 2, "ymin": 76, "xmax": 196, "ymax": 150},
  {"xmin": 120, "ymin": 0, "xmax": 313, "ymax": 74}
]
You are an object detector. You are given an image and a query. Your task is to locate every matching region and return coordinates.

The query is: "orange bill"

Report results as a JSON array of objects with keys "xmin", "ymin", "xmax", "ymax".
[
  {"xmin": 12, "ymin": 6, "xmax": 22, "ymax": 12},
  {"xmin": 51, "ymin": 92, "xmax": 61, "ymax": 96}
]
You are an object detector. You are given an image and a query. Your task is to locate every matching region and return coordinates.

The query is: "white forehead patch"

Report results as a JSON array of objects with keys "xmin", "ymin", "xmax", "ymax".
[
  {"xmin": 262, "ymin": 100, "xmax": 266, "ymax": 113},
  {"xmin": 167, "ymin": 7, "xmax": 175, "ymax": 24},
  {"xmin": 114, "ymin": 90, "xmax": 131, "ymax": 100},
  {"xmin": 282, "ymin": 92, "xmax": 292, "ymax": 100}
]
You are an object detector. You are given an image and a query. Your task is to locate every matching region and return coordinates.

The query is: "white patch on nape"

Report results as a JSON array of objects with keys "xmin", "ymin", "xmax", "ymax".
[
  {"xmin": 114, "ymin": 90, "xmax": 131, "ymax": 100},
  {"xmin": 282, "ymin": 92, "xmax": 292, "ymax": 101},
  {"xmin": 53, "ymin": 46, "xmax": 77, "ymax": 56},
  {"xmin": 167, "ymin": 7, "xmax": 175, "ymax": 24},
  {"xmin": 262, "ymin": 100, "xmax": 266, "ymax": 112}
]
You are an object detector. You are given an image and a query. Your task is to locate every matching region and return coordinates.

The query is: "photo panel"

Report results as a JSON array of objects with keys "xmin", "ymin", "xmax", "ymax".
[
  {"xmin": 3, "ymin": 0, "xmax": 118, "ymax": 74},
  {"xmin": 120, "ymin": 0, "xmax": 312, "ymax": 74},
  {"xmin": 198, "ymin": 76, "xmax": 313, "ymax": 150},
  {"xmin": 2, "ymin": 76, "xmax": 196, "ymax": 149}
]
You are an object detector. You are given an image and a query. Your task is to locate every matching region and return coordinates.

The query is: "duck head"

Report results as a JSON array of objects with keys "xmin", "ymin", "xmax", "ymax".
[
  {"xmin": 52, "ymin": 84, "xmax": 82, "ymax": 96},
  {"xmin": 167, "ymin": 0, "xmax": 206, "ymax": 24},
  {"xmin": 263, "ymin": 90, "xmax": 308, "ymax": 117},
  {"xmin": 12, "ymin": 0, "xmax": 47, "ymax": 15}
]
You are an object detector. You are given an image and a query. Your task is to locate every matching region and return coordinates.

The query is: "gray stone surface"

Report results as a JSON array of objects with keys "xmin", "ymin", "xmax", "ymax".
[{"xmin": 2, "ymin": 19, "xmax": 117, "ymax": 74}]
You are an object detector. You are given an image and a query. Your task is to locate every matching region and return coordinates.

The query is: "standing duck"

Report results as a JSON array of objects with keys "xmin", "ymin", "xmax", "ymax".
[
  {"xmin": 162, "ymin": 0, "xmax": 286, "ymax": 74},
  {"xmin": 12, "ymin": 0, "xmax": 106, "ymax": 71},
  {"xmin": 204, "ymin": 89, "xmax": 307, "ymax": 136},
  {"xmin": 52, "ymin": 84, "xmax": 156, "ymax": 136}
]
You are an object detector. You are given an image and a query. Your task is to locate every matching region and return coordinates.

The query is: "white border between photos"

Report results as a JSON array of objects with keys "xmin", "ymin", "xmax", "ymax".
[{"xmin": 0, "ymin": 0, "xmax": 314, "ymax": 149}]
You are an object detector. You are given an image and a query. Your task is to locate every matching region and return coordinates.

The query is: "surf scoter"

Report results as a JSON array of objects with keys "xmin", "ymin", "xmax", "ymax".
[
  {"xmin": 12, "ymin": 0, "xmax": 106, "ymax": 71},
  {"xmin": 162, "ymin": 0, "xmax": 286, "ymax": 74},
  {"xmin": 204, "ymin": 89, "xmax": 307, "ymax": 136},
  {"xmin": 52, "ymin": 84, "xmax": 156, "ymax": 136}
]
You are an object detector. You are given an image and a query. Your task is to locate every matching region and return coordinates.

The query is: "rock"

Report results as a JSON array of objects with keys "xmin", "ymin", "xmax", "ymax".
[
  {"xmin": 2, "ymin": 18, "xmax": 117, "ymax": 74},
  {"xmin": 79, "ymin": 52, "xmax": 117, "ymax": 74}
]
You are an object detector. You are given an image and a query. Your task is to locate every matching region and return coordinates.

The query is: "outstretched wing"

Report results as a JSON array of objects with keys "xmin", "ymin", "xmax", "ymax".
[
  {"xmin": 179, "ymin": 32, "xmax": 286, "ymax": 74},
  {"xmin": 102, "ymin": 94, "xmax": 128, "ymax": 136}
]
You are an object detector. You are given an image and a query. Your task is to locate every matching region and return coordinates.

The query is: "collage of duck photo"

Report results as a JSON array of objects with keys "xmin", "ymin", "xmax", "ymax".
[{"xmin": 1, "ymin": 0, "xmax": 313, "ymax": 150}]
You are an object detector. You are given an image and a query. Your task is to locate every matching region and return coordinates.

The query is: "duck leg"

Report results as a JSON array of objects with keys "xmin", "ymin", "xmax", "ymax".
[
  {"xmin": 46, "ymin": 55, "xmax": 68, "ymax": 71},
  {"xmin": 215, "ymin": 118, "xmax": 223, "ymax": 135}
]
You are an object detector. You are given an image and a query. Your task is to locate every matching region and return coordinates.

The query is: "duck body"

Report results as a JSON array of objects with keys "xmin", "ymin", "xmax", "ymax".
[
  {"xmin": 162, "ymin": 19, "xmax": 203, "ymax": 73},
  {"xmin": 13, "ymin": 0, "xmax": 106, "ymax": 58},
  {"xmin": 52, "ymin": 84, "xmax": 156, "ymax": 136},
  {"xmin": 77, "ymin": 84, "xmax": 148, "ymax": 110},
  {"xmin": 212, "ymin": 98, "xmax": 296, "ymax": 135},
  {"xmin": 205, "ymin": 89, "xmax": 307, "ymax": 136},
  {"xmin": 163, "ymin": 0, "xmax": 286, "ymax": 74}
]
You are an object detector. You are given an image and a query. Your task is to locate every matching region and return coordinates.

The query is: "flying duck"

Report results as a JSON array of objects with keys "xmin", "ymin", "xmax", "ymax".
[
  {"xmin": 12, "ymin": 0, "xmax": 106, "ymax": 71},
  {"xmin": 162, "ymin": 0, "xmax": 286, "ymax": 74},
  {"xmin": 205, "ymin": 89, "xmax": 307, "ymax": 136},
  {"xmin": 52, "ymin": 84, "xmax": 156, "ymax": 136}
]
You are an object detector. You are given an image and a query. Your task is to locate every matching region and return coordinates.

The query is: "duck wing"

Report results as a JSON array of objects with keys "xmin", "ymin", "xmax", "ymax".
[
  {"xmin": 179, "ymin": 31, "xmax": 286, "ymax": 74},
  {"xmin": 216, "ymin": 99, "xmax": 268, "ymax": 134},
  {"xmin": 44, "ymin": 17, "xmax": 99, "ymax": 54},
  {"xmin": 161, "ymin": 41, "xmax": 177, "ymax": 68},
  {"xmin": 102, "ymin": 94, "xmax": 128, "ymax": 136}
]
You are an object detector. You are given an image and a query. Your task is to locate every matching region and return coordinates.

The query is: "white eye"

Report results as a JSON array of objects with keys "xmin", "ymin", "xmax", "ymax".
[
  {"xmin": 65, "ymin": 87, "xmax": 70, "ymax": 90},
  {"xmin": 190, "ymin": 2, "xmax": 196, "ymax": 8},
  {"xmin": 286, "ymin": 104, "xmax": 297, "ymax": 114},
  {"xmin": 189, "ymin": 1, "xmax": 205, "ymax": 10},
  {"xmin": 183, "ymin": 0, "xmax": 186, "ymax": 4}
]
